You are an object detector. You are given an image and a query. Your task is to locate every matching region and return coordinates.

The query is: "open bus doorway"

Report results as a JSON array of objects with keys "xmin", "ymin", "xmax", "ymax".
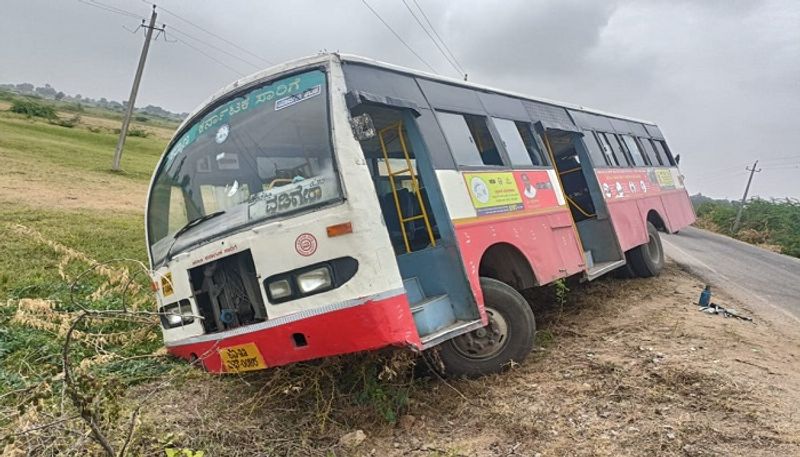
[
  {"xmin": 540, "ymin": 128, "xmax": 626, "ymax": 279},
  {"xmin": 349, "ymin": 104, "xmax": 481, "ymax": 347}
]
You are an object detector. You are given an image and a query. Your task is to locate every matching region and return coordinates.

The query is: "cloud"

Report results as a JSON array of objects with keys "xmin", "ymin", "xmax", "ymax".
[{"xmin": 0, "ymin": 0, "xmax": 797, "ymax": 198}]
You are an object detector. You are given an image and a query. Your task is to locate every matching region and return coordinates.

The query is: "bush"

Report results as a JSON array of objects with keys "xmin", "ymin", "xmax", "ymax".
[
  {"xmin": 9, "ymin": 99, "xmax": 56, "ymax": 119},
  {"xmin": 695, "ymin": 198, "xmax": 800, "ymax": 257},
  {"xmin": 128, "ymin": 128, "xmax": 150, "ymax": 138},
  {"xmin": 49, "ymin": 114, "xmax": 81, "ymax": 128}
]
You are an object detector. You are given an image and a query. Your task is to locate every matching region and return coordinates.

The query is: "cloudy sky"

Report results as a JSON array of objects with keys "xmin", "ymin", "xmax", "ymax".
[{"xmin": 2, "ymin": 0, "xmax": 798, "ymax": 199}]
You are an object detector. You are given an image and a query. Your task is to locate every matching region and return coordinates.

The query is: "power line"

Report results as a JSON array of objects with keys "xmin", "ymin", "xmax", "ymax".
[
  {"xmin": 400, "ymin": 0, "xmax": 463, "ymax": 78},
  {"xmin": 411, "ymin": 0, "xmax": 465, "ymax": 76},
  {"xmin": 173, "ymin": 36, "xmax": 246, "ymax": 77},
  {"xmin": 359, "ymin": 0, "xmax": 438, "ymax": 74},
  {"xmin": 78, "ymin": 0, "xmax": 142, "ymax": 19},
  {"xmin": 141, "ymin": 1, "xmax": 274, "ymax": 67},
  {"xmin": 168, "ymin": 26, "xmax": 262, "ymax": 71}
]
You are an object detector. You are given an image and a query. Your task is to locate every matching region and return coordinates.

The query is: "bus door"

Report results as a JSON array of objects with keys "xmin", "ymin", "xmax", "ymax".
[
  {"xmin": 349, "ymin": 104, "xmax": 481, "ymax": 346},
  {"xmin": 538, "ymin": 126, "xmax": 625, "ymax": 279}
]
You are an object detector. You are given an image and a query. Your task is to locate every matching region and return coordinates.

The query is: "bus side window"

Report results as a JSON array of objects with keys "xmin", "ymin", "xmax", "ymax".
[
  {"xmin": 639, "ymin": 137, "xmax": 663, "ymax": 166},
  {"xmin": 597, "ymin": 133, "xmax": 627, "ymax": 167},
  {"xmin": 438, "ymin": 111, "xmax": 503, "ymax": 167},
  {"xmin": 622, "ymin": 135, "xmax": 648, "ymax": 167},
  {"xmin": 582, "ymin": 131, "xmax": 610, "ymax": 167},
  {"xmin": 652, "ymin": 140, "xmax": 675, "ymax": 166},
  {"xmin": 492, "ymin": 118, "xmax": 547, "ymax": 167}
]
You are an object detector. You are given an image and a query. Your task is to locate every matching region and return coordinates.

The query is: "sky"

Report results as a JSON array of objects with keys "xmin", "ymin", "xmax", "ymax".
[{"xmin": 1, "ymin": 0, "xmax": 798, "ymax": 199}]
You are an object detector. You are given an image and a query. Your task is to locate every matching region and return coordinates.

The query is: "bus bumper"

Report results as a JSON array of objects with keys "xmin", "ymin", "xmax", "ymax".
[{"xmin": 164, "ymin": 292, "xmax": 421, "ymax": 373}]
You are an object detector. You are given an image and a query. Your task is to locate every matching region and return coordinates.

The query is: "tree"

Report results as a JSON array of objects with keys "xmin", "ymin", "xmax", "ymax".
[{"xmin": 55, "ymin": 91, "xmax": 65, "ymax": 101}]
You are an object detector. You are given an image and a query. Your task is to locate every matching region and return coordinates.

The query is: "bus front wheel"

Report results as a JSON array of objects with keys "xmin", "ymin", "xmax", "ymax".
[
  {"xmin": 627, "ymin": 222, "xmax": 665, "ymax": 278},
  {"xmin": 436, "ymin": 277, "xmax": 535, "ymax": 377}
]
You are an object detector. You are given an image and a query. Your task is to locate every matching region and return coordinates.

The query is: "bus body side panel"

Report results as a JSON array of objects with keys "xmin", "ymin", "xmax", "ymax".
[
  {"xmin": 437, "ymin": 169, "xmax": 582, "ymax": 299},
  {"xmin": 661, "ymin": 189, "xmax": 696, "ymax": 231},
  {"xmin": 596, "ymin": 167, "xmax": 695, "ymax": 251},
  {"xmin": 605, "ymin": 199, "xmax": 648, "ymax": 252}
]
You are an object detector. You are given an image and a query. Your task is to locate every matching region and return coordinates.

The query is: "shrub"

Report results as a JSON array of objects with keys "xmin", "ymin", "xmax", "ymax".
[
  {"xmin": 128, "ymin": 128, "xmax": 150, "ymax": 138},
  {"xmin": 49, "ymin": 114, "xmax": 81, "ymax": 128},
  {"xmin": 9, "ymin": 99, "xmax": 56, "ymax": 119}
]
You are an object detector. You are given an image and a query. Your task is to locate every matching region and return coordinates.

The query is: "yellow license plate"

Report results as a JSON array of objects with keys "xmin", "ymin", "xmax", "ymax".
[{"xmin": 219, "ymin": 343, "xmax": 267, "ymax": 373}]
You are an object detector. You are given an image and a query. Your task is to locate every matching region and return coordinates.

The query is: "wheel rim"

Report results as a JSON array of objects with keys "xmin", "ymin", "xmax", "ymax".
[
  {"xmin": 647, "ymin": 233, "xmax": 661, "ymax": 264},
  {"xmin": 450, "ymin": 307, "xmax": 509, "ymax": 360}
]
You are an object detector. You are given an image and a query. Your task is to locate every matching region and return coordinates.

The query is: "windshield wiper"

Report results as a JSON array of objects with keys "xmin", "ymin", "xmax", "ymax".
[{"xmin": 164, "ymin": 210, "xmax": 226, "ymax": 262}]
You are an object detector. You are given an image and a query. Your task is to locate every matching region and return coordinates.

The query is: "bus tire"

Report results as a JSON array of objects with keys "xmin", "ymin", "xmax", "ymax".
[
  {"xmin": 628, "ymin": 222, "xmax": 664, "ymax": 278},
  {"xmin": 436, "ymin": 277, "xmax": 535, "ymax": 377}
]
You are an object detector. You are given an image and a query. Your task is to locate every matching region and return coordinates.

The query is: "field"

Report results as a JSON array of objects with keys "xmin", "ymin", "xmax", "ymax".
[{"xmin": 1, "ymin": 105, "xmax": 799, "ymax": 456}]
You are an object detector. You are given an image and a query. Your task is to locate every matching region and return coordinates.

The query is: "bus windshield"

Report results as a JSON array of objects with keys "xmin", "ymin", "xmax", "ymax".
[{"xmin": 147, "ymin": 69, "xmax": 341, "ymax": 265}]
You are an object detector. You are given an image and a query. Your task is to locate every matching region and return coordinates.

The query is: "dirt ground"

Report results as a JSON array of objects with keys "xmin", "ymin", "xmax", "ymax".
[
  {"xmin": 1, "ymin": 154, "xmax": 148, "ymax": 212},
  {"xmin": 134, "ymin": 262, "xmax": 799, "ymax": 457}
]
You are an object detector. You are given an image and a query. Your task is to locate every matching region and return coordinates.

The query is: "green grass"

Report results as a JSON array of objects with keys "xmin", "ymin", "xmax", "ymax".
[
  {"xmin": 0, "ymin": 202, "xmax": 146, "ymax": 300},
  {"xmin": 0, "ymin": 111, "xmax": 165, "ymax": 181}
]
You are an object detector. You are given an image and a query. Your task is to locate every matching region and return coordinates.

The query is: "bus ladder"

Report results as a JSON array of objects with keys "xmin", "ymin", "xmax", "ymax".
[{"xmin": 377, "ymin": 121, "xmax": 437, "ymax": 254}]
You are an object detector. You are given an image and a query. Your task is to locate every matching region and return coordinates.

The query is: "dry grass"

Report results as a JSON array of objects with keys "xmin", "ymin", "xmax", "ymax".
[{"xmin": 112, "ymin": 263, "xmax": 800, "ymax": 456}]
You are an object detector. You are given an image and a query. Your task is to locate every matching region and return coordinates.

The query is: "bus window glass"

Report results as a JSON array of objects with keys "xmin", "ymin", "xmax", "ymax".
[
  {"xmin": 604, "ymin": 133, "xmax": 630, "ymax": 167},
  {"xmin": 438, "ymin": 112, "xmax": 503, "ymax": 166},
  {"xmin": 639, "ymin": 137, "xmax": 662, "ymax": 165},
  {"xmin": 622, "ymin": 135, "xmax": 647, "ymax": 167},
  {"xmin": 597, "ymin": 133, "xmax": 620, "ymax": 167},
  {"xmin": 516, "ymin": 122, "xmax": 548, "ymax": 166},
  {"xmin": 493, "ymin": 118, "xmax": 536, "ymax": 166},
  {"xmin": 652, "ymin": 140, "xmax": 674, "ymax": 166},
  {"xmin": 582, "ymin": 131, "xmax": 609, "ymax": 166}
]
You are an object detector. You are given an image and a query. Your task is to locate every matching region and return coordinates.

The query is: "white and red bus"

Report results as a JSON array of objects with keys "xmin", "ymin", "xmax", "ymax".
[{"xmin": 146, "ymin": 54, "xmax": 695, "ymax": 376}]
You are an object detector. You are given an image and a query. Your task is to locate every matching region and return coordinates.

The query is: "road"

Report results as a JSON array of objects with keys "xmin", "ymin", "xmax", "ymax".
[{"xmin": 662, "ymin": 226, "xmax": 800, "ymax": 324}]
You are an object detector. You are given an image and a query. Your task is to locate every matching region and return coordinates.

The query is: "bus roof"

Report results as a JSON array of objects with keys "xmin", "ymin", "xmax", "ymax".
[{"xmin": 176, "ymin": 53, "xmax": 657, "ymax": 136}]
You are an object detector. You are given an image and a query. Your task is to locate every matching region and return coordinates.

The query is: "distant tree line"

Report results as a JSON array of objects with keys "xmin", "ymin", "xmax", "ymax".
[
  {"xmin": 691, "ymin": 194, "xmax": 800, "ymax": 258},
  {"xmin": 0, "ymin": 82, "xmax": 188, "ymax": 121}
]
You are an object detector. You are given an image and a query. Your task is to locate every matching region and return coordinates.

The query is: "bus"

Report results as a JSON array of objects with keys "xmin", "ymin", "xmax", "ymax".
[{"xmin": 146, "ymin": 53, "xmax": 695, "ymax": 376}]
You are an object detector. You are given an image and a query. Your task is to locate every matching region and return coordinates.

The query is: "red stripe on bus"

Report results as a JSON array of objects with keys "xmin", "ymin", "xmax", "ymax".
[{"xmin": 166, "ymin": 293, "xmax": 421, "ymax": 373}]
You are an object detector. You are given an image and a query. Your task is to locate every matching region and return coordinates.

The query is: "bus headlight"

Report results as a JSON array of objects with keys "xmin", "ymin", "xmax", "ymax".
[
  {"xmin": 296, "ymin": 267, "xmax": 332, "ymax": 294},
  {"xmin": 267, "ymin": 279, "xmax": 292, "ymax": 300},
  {"xmin": 159, "ymin": 299, "xmax": 195, "ymax": 329}
]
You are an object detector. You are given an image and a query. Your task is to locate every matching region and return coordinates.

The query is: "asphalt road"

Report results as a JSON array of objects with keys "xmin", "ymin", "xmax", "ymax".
[{"xmin": 662, "ymin": 226, "xmax": 800, "ymax": 324}]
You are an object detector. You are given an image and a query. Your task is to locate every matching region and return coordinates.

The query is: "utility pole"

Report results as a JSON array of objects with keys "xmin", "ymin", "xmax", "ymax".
[
  {"xmin": 112, "ymin": 5, "xmax": 160, "ymax": 171},
  {"xmin": 732, "ymin": 160, "xmax": 761, "ymax": 233}
]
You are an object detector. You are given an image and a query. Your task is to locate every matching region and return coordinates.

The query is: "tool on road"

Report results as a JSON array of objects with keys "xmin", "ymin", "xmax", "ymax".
[{"xmin": 698, "ymin": 302, "xmax": 754, "ymax": 322}]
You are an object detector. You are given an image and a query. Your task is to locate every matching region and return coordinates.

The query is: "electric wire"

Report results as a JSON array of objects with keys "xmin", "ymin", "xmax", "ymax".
[
  {"xmin": 400, "ymin": 0, "xmax": 462, "ymax": 77},
  {"xmin": 359, "ymin": 0, "xmax": 438, "ymax": 74},
  {"xmin": 411, "ymin": 0, "xmax": 465, "ymax": 75},
  {"xmin": 140, "ymin": 1, "xmax": 274, "ymax": 66},
  {"xmin": 78, "ymin": 0, "xmax": 142, "ymax": 19},
  {"xmin": 168, "ymin": 26, "xmax": 262, "ymax": 71},
  {"xmin": 173, "ymin": 36, "xmax": 246, "ymax": 77}
]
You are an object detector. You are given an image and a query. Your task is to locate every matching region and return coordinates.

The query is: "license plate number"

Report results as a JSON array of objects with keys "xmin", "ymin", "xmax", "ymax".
[{"xmin": 219, "ymin": 343, "xmax": 266, "ymax": 373}]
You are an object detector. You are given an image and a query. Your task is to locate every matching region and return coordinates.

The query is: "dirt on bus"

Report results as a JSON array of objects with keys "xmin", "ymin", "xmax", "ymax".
[{"xmin": 129, "ymin": 261, "xmax": 800, "ymax": 457}]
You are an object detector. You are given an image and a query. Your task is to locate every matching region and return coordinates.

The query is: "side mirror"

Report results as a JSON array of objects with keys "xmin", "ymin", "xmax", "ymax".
[
  {"xmin": 674, "ymin": 154, "xmax": 681, "ymax": 165},
  {"xmin": 350, "ymin": 113, "xmax": 376, "ymax": 141}
]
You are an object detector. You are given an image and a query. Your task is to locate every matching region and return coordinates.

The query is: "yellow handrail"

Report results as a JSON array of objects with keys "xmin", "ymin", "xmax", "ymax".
[{"xmin": 378, "ymin": 122, "xmax": 436, "ymax": 253}]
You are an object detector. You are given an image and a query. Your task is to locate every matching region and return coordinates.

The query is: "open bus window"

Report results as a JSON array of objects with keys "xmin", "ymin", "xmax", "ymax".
[
  {"xmin": 622, "ymin": 135, "xmax": 648, "ymax": 167},
  {"xmin": 437, "ymin": 111, "xmax": 503, "ymax": 167},
  {"xmin": 492, "ymin": 118, "xmax": 546, "ymax": 167},
  {"xmin": 652, "ymin": 140, "xmax": 675, "ymax": 166},
  {"xmin": 638, "ymin": 137, "xmax": 663, "ymax": 166},
  {"xmin": 583, "ymin": 132, "xmax": 610, "ymax": 167},
  {"xmin": 597, "ymin": 133, "xmax": 620, "ymax": 167}
]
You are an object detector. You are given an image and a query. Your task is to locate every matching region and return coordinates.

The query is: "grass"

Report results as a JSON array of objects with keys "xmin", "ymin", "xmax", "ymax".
[{"xmin": 0, "ymin": 111, "xmax": 165, "ymax": 181}]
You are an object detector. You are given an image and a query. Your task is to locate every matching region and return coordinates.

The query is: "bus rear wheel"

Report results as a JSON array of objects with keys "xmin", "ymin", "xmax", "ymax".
[
  {"xmin": 436, "ymin": 277, "xmax": 535, "ymax": 377},
  {"xmin": 627, "ymin": 222, "xmax": 665, "ymax": 278}
]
